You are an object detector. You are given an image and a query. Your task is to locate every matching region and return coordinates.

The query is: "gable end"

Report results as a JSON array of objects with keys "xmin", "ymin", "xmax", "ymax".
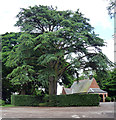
[{"xmin": 89, "ymin": 78, "xmax": 100, "ymax": 88}]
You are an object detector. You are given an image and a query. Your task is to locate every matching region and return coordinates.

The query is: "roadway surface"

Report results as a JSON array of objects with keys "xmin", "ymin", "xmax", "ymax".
[{"xmin": 0, "ymin": 102, "xmax": 115, "ymax": 119}]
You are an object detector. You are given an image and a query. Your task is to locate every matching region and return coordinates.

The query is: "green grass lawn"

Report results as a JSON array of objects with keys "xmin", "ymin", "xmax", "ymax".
[{"xmin": 0, "ymin": 104, "xmax": 15, "ymax": 107}]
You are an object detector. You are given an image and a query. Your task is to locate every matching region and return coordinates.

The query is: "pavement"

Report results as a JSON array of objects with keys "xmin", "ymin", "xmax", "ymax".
[{"xmin": 0, "ymin": 102, "xmax": 115, "ymax": 119}]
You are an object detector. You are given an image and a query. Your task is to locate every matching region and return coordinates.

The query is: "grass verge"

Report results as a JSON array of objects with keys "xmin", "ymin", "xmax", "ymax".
[{"xmin": 0, "ymin": 104, "xmax": 15, "ymax": 107}]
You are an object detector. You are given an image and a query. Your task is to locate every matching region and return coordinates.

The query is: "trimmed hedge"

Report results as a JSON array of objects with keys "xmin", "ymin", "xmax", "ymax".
[
  {"xmin": 11, "ymin": 94, "xmax": 100, "ymax": 106},
  {"xmin": 11, "ymin": 95, "xmax": 42, "ymax": 106},
  {"xmin": 44, "ymin": 94, "xmax": 100, "ymax": 107}
]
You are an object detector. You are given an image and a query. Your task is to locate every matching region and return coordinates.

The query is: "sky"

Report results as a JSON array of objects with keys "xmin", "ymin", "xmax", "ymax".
[{"xmin": 0, "ymin": 0, "xmax": 114, "ymax": 94}]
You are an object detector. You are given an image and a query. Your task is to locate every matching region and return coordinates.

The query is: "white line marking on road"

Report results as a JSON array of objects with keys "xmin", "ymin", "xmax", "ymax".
[
  {"xmin": 72, "ymin": 115, "xmax": 80, "ymax": 118},
  {"xmin": 82, "ymin": 115, "xmax": 86, "ymax": 117}
]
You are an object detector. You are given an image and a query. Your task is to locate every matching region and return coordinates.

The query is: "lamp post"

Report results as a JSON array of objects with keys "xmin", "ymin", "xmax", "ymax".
[{"xmin": 114, "ymin": 0, "xmax": 116, "ymax": 65}]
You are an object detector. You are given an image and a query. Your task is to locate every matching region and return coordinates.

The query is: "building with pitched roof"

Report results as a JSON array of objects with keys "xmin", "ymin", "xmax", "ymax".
[{"xmin": 62, "ymin": 77, "xmax": 108, "ymax": 102}]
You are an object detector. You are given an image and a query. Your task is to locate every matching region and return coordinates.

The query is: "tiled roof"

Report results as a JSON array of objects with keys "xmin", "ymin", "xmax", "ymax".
[
  {"xmin": 71, "ymin": 79, "xmax": 93, "ymax": 93},
  {"xmin": 63, "ymin": 78, "xmax": 107, "ymax": 94},
  {"xmin": 88, "ymin": 88, "xmax": 107, "ymax": 93},
  {"xmin": 64, "ymin": 88, "xmax": 72, "ymax": 94}
]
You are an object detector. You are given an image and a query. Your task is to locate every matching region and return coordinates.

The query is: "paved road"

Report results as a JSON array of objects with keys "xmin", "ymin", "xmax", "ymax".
[{"xmin": 1, "ymin": 102, "xmax": 115, "ymax": 119}]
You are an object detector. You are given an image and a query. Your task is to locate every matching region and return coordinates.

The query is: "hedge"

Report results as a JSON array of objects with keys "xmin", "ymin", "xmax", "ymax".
[
  {"xmin": 43, "ymin": 94, "xmax": 100, "ymax": 107},
  {"xmin": 11, "ymin": 95, "xmax": 42, "ymax": 106},
  {"xmin": 11, "ymin": 94, "xmax": 100, "ymax": 106}
]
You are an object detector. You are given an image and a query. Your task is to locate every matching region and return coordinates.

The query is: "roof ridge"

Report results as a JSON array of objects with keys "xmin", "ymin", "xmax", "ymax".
[
  {"xmin": 79, "ymin": 79, "xmax": 89, "ymax": 81},
  {"xmin": 64, "ymin": 87, "xmax": 72, "ymax": 89}
]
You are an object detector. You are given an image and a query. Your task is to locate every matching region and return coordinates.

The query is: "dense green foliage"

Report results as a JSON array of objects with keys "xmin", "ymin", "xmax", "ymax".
[
  {"xmin": 103, "ymin": 69, "xmax": 116, "ymax": 98},
  {"xmin": 51, "ymin": 94, "xmax": 99, "ymax": 106},
  {"xmin": 2, "ymin": 5, "xmax": 113, "ymax": 102},
  {"xmin": 11, "ymin": 94, "xmax": 99, "ymax": 106},
  {"xmin": 5, "ymin": 5, "xmax": 113, "ymax": 96},
  {"xmin": 2, "ymin": 32, "xmax": 75, "ymax": 99},
  {"xmin": 0, "ymin": 99, "xmax": 5, "ymax": 106},
  {"xmin": 3, "ymin": 33, "xmax": 48, "ymax": 95},
  {"xmin": 41, "ymin": 94, "xmax": 99, "ymax": 107},
  {"xmin": 105, "ymin": 96, "xmax": 111, "ymax": 102},
  {"xmin": 2, "ymin": 32, "xmax": 22, "ymax": 102},
  {"xmin": 94, "ymin": 68, "xmax": 116, "ymax": 98},
  {"xmin": 11, "ymin": 95, "xmax": 42, "ymax": 106}
]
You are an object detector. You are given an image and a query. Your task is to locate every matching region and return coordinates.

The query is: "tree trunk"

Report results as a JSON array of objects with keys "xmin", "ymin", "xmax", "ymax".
[
  {"xmin": 20, "ymin": 85, "xmax": 26, "ymax": 95},
  {"xmin": 49, "ymin": 76, "xmax": 57, "ymax": 95},
  {"xmin": 20, "ymin": 89, "xmax": 26, "ymax": 95}
]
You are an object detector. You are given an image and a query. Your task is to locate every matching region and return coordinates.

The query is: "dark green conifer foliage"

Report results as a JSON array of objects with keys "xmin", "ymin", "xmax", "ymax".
[
  {"xmin": 2, "ymin": 32, "xmax": 22, "ymax": 101},
  {"xmin": 104, "ymin": 69, "xmax": 116, "ymax": 97},
  {"xmin": 6, "ymin": 5, "xmax": 113, "ymax": 95},
  {"xmin": 5, "ymin": 33, "xmax": 40, "ymax": 95}
]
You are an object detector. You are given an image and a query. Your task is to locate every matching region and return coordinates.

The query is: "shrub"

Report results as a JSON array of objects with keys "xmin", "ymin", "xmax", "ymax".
[
  {"xmin": 39, "ymin": 103, "xmax": 48, "ymax": 107},
  {"xmin": 0, "ymin": 99, "xmax": 5, "ymax": 106},
  {"xmin": 44, "ymin": 94, "xmax": 99, "ymax": 107},
  {"xmin": 99, "ymin": 96, "xmax": 101, "ymax": 101},
  {"xmin": 111, "ymin": 96, "xmax": 116, "ymax": 102},
  {"xmin": 11, "ymin": 95, "xmax": 43, "ymax": 106},
  {"xmin": 105, "ymin": 97, "xmax": 111, "ymax": 102}
]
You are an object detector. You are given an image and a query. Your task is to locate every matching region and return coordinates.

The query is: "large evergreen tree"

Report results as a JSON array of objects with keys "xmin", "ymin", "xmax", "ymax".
[{"xmin": 6, "ymin": 5, "xmax": 113, "ymax": 95}]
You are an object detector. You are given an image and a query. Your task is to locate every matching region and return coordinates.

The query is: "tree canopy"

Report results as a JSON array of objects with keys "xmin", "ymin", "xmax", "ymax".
[
  {"xmin": 107, "ymin": 0, "xmax": 116, "ymax": 18},
  {"xmin": 5, "ymin": 5, "xmax": 113, "ymax": 95},
  {"xmin": 2, "ymin": 32, "xmax": 22, "ymax": 102},
  {"xmin": 94, "ymin": 68, "xmax": 116, "ymax": 98}
]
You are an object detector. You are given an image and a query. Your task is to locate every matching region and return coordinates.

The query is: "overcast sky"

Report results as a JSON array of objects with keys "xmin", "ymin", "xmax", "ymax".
[{"xmin": 0, "ymin": 0, "xmax": 114, "ymax": 62}]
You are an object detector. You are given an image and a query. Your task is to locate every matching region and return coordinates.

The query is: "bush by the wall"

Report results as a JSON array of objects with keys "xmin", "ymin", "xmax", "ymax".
[
  {"xmin": 105, "ymin": 97, "xmax": 111, "ymax": 102},
  {"xmin": 11, "ymin": 95, "xmax": 42, "ymax": 106},
  {"xmin": 39, "ymin": 102, "xmax": 48, "ymax": 107},
  {"xmin": 0, "ymin": 99, "xmax": 5, "ymax": 106},
  {"xmin": 44, "ymin": 94, "xmax": 99, "ymax": 107},
  {"xmin": 111, "ymin": 96, "xmax": 116, "ymax": 102}
]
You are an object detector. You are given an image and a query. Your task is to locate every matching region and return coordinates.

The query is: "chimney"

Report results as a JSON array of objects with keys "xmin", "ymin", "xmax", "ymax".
[
  {"xmin": 89, "ymin": 72, "xmax": 93, "ymax": 80},
  {"xmin": 89, "ymin": 75, "xmax": 93, "ymax": 80}
]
